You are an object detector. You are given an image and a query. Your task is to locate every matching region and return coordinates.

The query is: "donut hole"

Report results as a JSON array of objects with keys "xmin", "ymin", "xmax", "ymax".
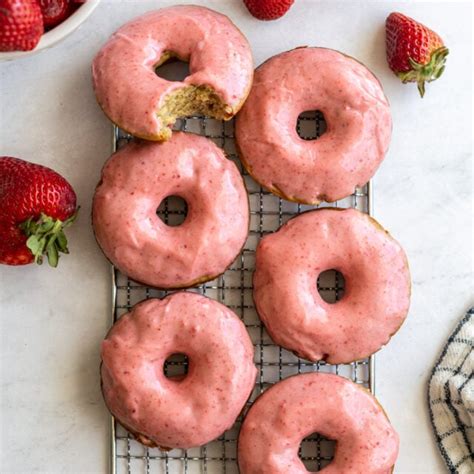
[
  {"xmin": 157, "ymin": 195, "xmax": 188, "ymax": 227},
  {"xmin": 163, "ymin": 353, "xmax": 189, "ymax": 380},
  {"xmin": 299, "ymin": 433, "xmax": 337, "ymax": 471},
  {"xmin": 155, "ymin": 53, "xmax": 191, "ymax": 82},
  {"xmin": 297, "ymin": 110, "xmax": 327, "ymax": 140},
  {"xmin": 317, "ymin": 269, "xmax": 345, "ymax": 304}
]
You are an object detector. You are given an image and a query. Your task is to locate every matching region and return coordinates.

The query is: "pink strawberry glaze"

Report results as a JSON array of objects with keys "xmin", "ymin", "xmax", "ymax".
[
  {"xmin": 253, "ymin": 208, "xmax": 410, "ymax": 364},
  {"xmin": 235, "ymin": 47, "xmax": 392, "ymax": 204},
  {"xmin": 101, "ymin": 292, "xmax": 257, "ymax": 449},
  {"xmin": 92, "ymin": 132, "xmax": 249, "ymax": 289},
  {"xmin": 238, "ymin": 373, "xmax": 399, "ymax": 474},
  {"xmin": 92, "ymin": 5, "xmax": 253, "ymax": 139}
]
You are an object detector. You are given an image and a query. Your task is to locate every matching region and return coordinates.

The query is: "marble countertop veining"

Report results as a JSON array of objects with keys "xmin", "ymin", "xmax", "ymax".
[{"xmin": 0, "ymin": 1, "xmax": 472, "ymax": 473}]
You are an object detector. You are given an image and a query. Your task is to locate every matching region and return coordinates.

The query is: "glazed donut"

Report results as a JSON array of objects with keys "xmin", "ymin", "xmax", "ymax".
[
  {"xmin": 92, "ymin": 5, "xmax": 253, "ymax": 141},
  {"xmin": 92, "ymin": 132, "xmax": 249, "ymax": 289},
  {"xmin": 238, "ymin": 373, "xmax": 399, "ymax": 474},
  {"xmin": 253, "ymin": 208, "xmax": 410, "ymax": 364},
  {"xmin": 235, "ymin": 47, "xmax": 392, "ymax": 204},
  {"xmin": 101, "ymin": 292, "xmax": 257, "ymax": 449}
]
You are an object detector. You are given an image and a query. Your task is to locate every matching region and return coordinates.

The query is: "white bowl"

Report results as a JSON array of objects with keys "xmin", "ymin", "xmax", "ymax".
[{"xmin": 0, "ymin": 0, "xmax": 99, "ymax": 61}]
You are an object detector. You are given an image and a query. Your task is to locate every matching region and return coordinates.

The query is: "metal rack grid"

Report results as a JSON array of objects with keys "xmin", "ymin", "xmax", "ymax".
[{"xmin": 110, "ymin": 112, "xmax": 374, "ymax": 474}]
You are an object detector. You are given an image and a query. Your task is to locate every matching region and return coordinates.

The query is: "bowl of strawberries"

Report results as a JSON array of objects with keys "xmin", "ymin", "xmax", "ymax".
[{"xmin": 0, "ymin": 0, "xmax": 99, "ymax": 60}]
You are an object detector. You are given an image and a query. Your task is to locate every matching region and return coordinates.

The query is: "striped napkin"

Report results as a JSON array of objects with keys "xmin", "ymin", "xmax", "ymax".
[{"xmin": 428, "ymin": 308, "xmax": 474, "ymax": 473}]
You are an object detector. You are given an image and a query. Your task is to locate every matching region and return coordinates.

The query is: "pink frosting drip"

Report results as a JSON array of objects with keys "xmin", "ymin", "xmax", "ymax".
[
  {"xmin": 235, "ymin": 47, "xmax": 392, "ymax": 203},
  {"xmin": 238, "ymin": 373, "xmax": 399, "ymax": 474},
  {"xmin": 101, "ymin": 292, "xmax": 257, "ymax": 449},
  {"xmin": 92, "ymin": 132, "xmax": 249, "ymax": 289},
  {"xmin": 253, "ymin": 208, "xmax": 410, "ymax": 363},
  {"xmin": 92, "ymin": 5, "xmax": 253, "ymax": 139}
]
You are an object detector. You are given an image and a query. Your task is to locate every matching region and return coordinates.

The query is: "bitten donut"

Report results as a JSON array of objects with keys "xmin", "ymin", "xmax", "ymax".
[
  {"xmin": 101, "ymin": 292, "xmax": 257, "ymax": 449},
  {"xmin": 254, "ymin": 208, "xmax": 410, "ymax": 363},
  {"xmin": 92, "ymin": 132, "xmax": 249, "ymax": 289},
  {"xmin": 236, "ymin": 47, "xmax": 392, "ymax": 204},
  {"xmin": 238, "ymin": 373, "xmax": 399, "ymax": 474},
  {"xmin": 92, "ymin": 5, "xmax": 253, "ymax": 141}
]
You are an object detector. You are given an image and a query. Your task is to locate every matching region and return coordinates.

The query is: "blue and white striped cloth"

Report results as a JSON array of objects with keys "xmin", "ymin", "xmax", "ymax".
[{"xmin": 429, "ymin": 308, "xmax": 474, "ymax": 473}]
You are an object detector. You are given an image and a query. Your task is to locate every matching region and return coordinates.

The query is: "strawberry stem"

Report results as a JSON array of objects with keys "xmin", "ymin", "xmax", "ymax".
[
  {"xmin": 397, "ymin": 46, "xmax": 449, "ymax": 98},
  {"xmin": 18, "ymin": 209, "xmax": 79, "ymax": 267}
]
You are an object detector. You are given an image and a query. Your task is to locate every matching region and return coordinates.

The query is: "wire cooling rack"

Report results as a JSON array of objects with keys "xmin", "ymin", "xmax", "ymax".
[{"xmin": 110, "ymin": 112, "xmax": 374, "ymax": 474}]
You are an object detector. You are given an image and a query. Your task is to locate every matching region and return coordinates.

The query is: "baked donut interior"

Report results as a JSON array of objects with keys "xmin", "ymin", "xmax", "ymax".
[{"xmin": 155, "ymin": 52, "xmax": 233, "ymax": 140}]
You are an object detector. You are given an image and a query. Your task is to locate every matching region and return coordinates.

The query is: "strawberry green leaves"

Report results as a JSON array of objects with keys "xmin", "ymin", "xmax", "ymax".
[
  {"xmin": 19, "ymin": 210, "xmax": 78, "ymax": 267},
  {"xmin": 398, "ymin": 47, "xmax": 449, "ymax": 98}
]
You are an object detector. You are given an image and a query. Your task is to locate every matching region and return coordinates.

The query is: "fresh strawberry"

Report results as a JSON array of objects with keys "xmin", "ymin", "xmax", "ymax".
[
  {"xmin": 0, "ymin": 0, "xmax": 44, "ymax": 52},
  {"xmin": 39, "ymin": 0, "xmax": 72, "ymax": 29},
  {"xmin": 0, "ymin": 157, "xmax": 78, "ymax": 267},
  {"xmin": 243, "ymin": 0, "xmax": 294, "ymax": 21},
  {"xmin": 386, "ymin": 12, "xmax": 449, "ymax": 97}
]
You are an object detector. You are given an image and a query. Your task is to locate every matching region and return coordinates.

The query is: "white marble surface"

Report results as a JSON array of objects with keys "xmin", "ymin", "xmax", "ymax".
[{"xmin": 0, "ymin": 1, "xmax": 472, "ymax": 473}]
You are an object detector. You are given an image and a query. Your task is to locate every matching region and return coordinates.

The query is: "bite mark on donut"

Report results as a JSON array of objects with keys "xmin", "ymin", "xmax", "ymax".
[{"xmin": 157, "ymin": 85, "xmax": 233, "ymax": 140}]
